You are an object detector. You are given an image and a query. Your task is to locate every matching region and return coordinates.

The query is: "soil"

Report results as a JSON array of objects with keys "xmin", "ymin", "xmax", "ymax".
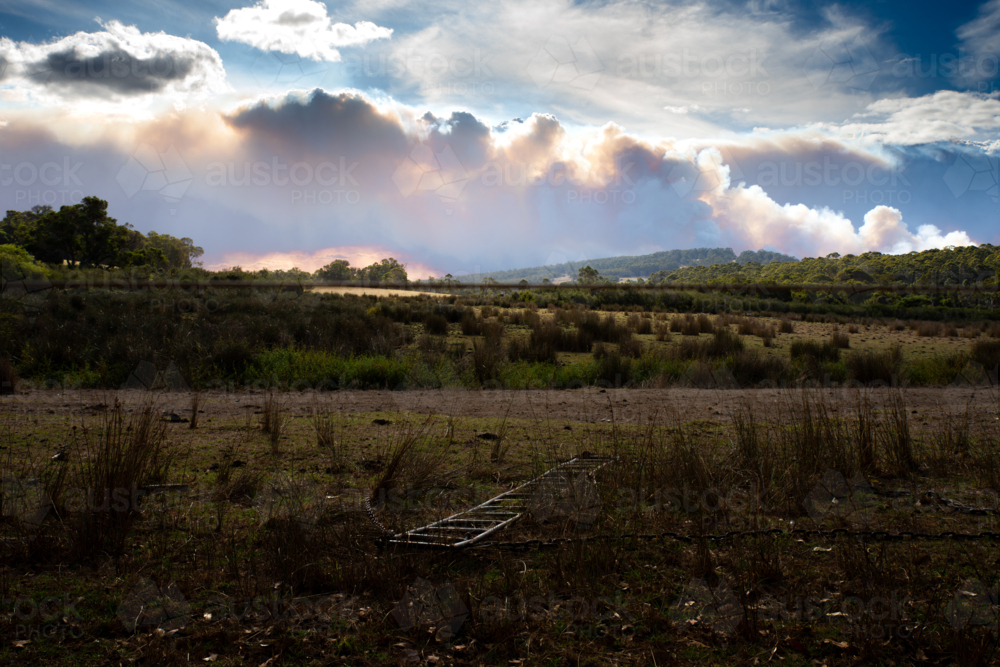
[{"xmin": 4, "ymin": 385, "xmax": 996, "ymax": 427}]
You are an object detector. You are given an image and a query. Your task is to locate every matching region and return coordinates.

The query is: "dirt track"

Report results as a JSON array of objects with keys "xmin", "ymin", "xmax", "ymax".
[{"xmin": 3, "ymin": 385, "xmax": 996, "ymax": 426}]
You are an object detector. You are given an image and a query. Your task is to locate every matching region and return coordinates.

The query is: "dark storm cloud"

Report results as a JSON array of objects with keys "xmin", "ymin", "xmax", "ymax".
[
  {"xmin": 3, "ymin": 20, "xmax": 227, "ymax": 101},
  {"xmin": 29, "ymin": 48, "xmax": 197, "ymax": 95},
  {"xmin": 225, "ymin": 89, "xmax": 409, "ymax": 159}
]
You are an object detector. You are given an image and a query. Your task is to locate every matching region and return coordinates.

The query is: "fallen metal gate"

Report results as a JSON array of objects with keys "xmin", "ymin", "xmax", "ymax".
[{"xmin": 387, "ymin": 455, "xmax": 614, "ymax": 549}]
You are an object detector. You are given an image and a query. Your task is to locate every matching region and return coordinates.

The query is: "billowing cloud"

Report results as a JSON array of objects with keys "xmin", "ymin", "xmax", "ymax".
[
  {"xmin": 0, "ymin": 90, "xmax": 985, "ymax": 275},
  {"xmin": 0, "ymin": 21, "xmax": 228, "ymax": 103},
  {"xmin": 215, "ymin": 0, "xmax": 392, "ymax": 61}
]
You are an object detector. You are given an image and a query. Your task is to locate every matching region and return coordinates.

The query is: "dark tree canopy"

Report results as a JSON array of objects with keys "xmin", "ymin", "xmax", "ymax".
[{"xmin": 0, "ymin": 198, "xmax": 203, "ymax": 270}]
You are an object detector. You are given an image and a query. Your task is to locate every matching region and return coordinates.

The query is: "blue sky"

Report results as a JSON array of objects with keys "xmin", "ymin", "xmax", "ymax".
[{"xmin": 0, "ymin": 0, "xmax": 997, "ymax": 276}]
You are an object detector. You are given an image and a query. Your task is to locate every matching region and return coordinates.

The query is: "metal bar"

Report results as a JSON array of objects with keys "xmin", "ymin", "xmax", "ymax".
[{"xmin": 386, "ymin": 455, "xmax": 614, "ymax": 549}]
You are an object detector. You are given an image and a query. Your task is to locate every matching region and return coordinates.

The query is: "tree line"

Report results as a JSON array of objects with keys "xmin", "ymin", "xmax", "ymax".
[
  {"xmin": 1, "ymin": 198, "xmax": 203, "ymax": 271},
  {"xmin": 0, "ymin": 197, "xmax": 410, "ymax": 284},
  {"xmin": 646, "ymin": 246, "xmax": 1000, "ymax": 289},
  {"xmin": 452, "ymin": 247, "xmax": 798, "ymax": 284}
]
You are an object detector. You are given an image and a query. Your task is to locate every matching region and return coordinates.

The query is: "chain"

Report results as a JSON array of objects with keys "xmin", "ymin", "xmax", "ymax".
[
  {"xmin": 372, "ymin": 523, "xmax": 1000, "ymax": 552},
  {"xmin": 476, "ymin": 527, "xmax": 1000, "ymax": 552},
  {"xmin": 364, "ymin": 477, "xmax": 1000, "ymax": 551},
  {"xmin": 363, "ymin": 497, "xmax": 395, "ymax": 537}
]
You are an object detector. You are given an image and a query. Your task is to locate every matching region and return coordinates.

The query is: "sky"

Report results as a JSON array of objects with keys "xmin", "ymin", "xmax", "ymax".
[{"xmin": 0, "ymin": 0, "xmax": 997, "ymax": 278}]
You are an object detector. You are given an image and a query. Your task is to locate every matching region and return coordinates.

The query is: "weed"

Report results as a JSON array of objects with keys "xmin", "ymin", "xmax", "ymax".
[
  {"xmin": 424, "ymin": 313, "xmax": 449, "ymax": 336},
  {"xmin": 0, "ymin": 356, "xmax": 17, "ymax": 394},
  {"xmin": 846, "ymin": 343, "xmax": 904, "ymax": 385},
  {"xmin": 68, "ymin": 400, "xmax": 171, "ymax": 562}
]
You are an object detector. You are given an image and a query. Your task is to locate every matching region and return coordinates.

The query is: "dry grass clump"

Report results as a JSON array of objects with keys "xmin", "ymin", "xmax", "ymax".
[
  {"xmin": 507, "ymin": 322, "xmax": 560, "ymax": 364},
  {"xmin": 672, "ymin": 328, "xmax": 745, "ymax": 361},
  {"xmin": 423, "ymin": 313, "xmax": 449, "ymax": 335},
  {"xmin": 460, "ymin": 311, "xmax": 483, "ymax": 335},
  {"xmin": 261, "ymin": 391, "xmax": 286, "ymax": 453},
  {"xmin": 592, "ymin": 346, "xmax": 633, "ymax": 386},
  {"xmin": 916, "ymin": 321, "xmax": 942, "ymax": 337},
  {"xmin": 729, "ymin": 348, "xmax": 788, "ymax": 387},
  {"xmin": 577, "ymin": 311, "xmax": 630, "ymax": 344},
  {"xmin": 0, "ymin": 356, "xmax": 18, "ymax": 394},
  {"xmin": 618, "ymin": 335, "xmax": 645, "ymax": 359},
  {"xmin": 970, "ymin": 339, "xmax": 1000, "ymax": 374},
  {"xmin": 671, "ymin": 313, "xmax": 715, "ymax": 336},
  {"xmin": 626, "ymin": 313, "xmax": 653, "ymax": 335},
  {"xmin": 845, "ymin": 343, "xmax": 904, "ymax": 385},
  {"xmin": 731, "ymin": 388, "xmax": 917, "ymax": 517},
  {"xmin": 733, "ymin": 316, "xmax": 775, "ymax": 340},
  {"xmin": 655, "ymin": 322, "xmax": 671, "ymax": 342},
  {"xmin": 789, "ymin": 339, "xmax": 840, "ymax": 363},
  {"xmin": 472, "ymin": 320, "xmax": 506, "ymax": 384},
  {"xmin": 369, "ymin": 417, "xmax": 456, "ymax": 514},
  {"xmin": 67, "ymin": 400, "xmax": 172, "ymax": 560},
  {"xmin": 829, "ymin": 331, "xmax": 851, "ymax": 349},
  {"xmin": 189, "ymin": 392, "xmax": 201, "ymax": 430}
]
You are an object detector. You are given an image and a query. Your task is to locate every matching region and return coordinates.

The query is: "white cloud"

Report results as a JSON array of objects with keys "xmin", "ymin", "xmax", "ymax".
[
  {"xmin": 0, "ymin": 20, "xmax": 229, "ymax": 104},
  {"xmin": 364, "ymin": 0, "xmax": 888, "ymax": 139},
  {"xmin": 215, "ymin": 0, "xmax": 392, "ymax": 61},
  {"xmin": 0, "ymin": 90, "xmax": 983, "ymax": 272},
  {"xmin": 858, "ymin": 206, "xmax": 973, "ymax": 254},
  {"xmin": 664, "ymin": 105, "xmax": 701, "ymax": 115},
  {"xmin": 956, "ymin": 0, "xmax": 1000, "ymax": 82},
  {"xmin": 816, "ymin": 90, "xmax": 1000, "ymax": 145}
]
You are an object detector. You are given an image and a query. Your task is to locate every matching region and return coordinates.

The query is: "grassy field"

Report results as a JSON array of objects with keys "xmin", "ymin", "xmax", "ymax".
[
  {"xmin": 3, "ymin": 288, "xmax": 1000, "ymax": 664},
  {"xmin": 2, "ymin": 380, "xmax": 1000, "ymax": 665}
]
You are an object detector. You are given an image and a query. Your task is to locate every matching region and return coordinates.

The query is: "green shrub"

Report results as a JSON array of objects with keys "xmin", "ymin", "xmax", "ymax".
[
  {"xmin": 595, "ymin": 349, "xmax": 631, "ymax": 387},
  {"xmin": 906, "ymin": 352, "xmax": 970, "ymax": 386}
]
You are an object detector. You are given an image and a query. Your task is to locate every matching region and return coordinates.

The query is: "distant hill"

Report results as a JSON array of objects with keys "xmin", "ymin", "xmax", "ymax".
[{"xmin": 451, "ymin": 248, "xmax": 798, "ymax": 283}]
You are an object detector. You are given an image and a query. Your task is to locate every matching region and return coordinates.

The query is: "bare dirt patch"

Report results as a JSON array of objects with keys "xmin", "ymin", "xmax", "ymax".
[{"xmin": 4, "ymin": 385, "xmax": 995, "ymax": 427}]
